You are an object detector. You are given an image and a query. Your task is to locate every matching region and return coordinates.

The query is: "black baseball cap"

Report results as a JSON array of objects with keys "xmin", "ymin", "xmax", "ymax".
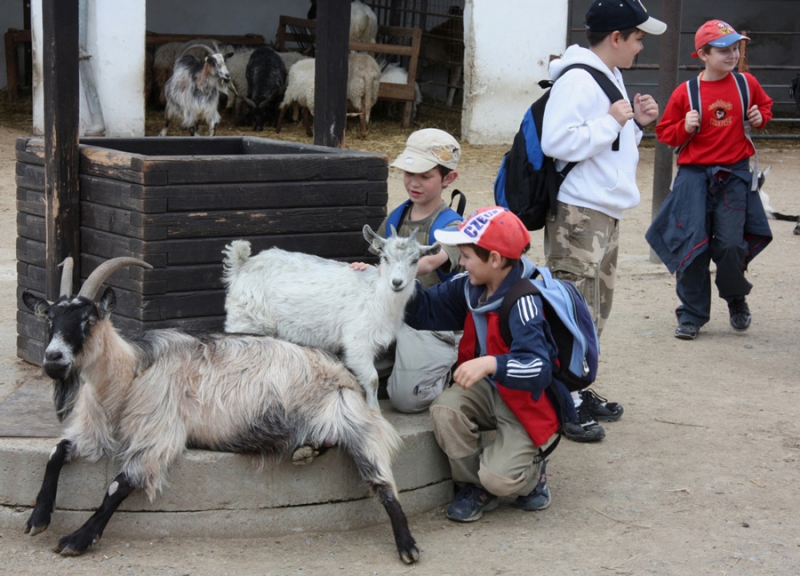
[{"xmin": 585, "ymin": 0, "xmax": 667, "ymax": 35}]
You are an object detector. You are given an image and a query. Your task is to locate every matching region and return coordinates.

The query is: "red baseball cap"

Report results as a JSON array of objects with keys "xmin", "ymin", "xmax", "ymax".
[
  {"xmin": 692, "ymin": 20, "xmax": 749, "ymax": 58},
  {"xmin": 434, "ymin": 206, "xmax": 531, "ymax": 259}
]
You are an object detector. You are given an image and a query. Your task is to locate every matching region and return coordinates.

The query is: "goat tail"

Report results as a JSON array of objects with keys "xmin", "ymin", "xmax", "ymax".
[
  {"xmin": 312, "ymin": 388, "xmax": 403, "ymax": 497},
  {"xmin": 221, "ymin": 240, "xmax": 252, "ymax": 286}
]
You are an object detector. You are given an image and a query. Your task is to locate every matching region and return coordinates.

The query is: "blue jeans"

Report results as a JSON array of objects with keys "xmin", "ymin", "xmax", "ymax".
[{"xmin": 676, "ymin": 166, "xmax": 752, "ymax": 327}]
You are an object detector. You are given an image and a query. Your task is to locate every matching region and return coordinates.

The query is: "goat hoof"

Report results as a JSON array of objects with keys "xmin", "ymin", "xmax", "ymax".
[
  {"xmin": 292, "ymin": 445, "xmax": 319, "ymax": 466},
  {"xmin": 25, "ymin": 509, "xmax": 51, "ymax": 535},
  {"xmin": 25, "ymin": 522, "xmax": 49, "ymax": 536},
  {"xmin": 398, "ymin": 541, "xmax": 420, "ymax": 564},
  {"xmin": 55, "ymin": 530, "xmax": 95, "ymax": 556}
]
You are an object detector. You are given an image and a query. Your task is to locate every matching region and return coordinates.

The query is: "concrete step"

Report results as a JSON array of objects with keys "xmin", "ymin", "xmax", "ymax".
[{"xmin": 0, "ymin": 383, "xmax": 453, "ymax": 539}]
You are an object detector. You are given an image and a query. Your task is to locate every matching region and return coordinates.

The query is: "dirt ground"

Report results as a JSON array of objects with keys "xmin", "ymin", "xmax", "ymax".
[{"xmin": 1, "ymin": 112, "xmax": 799, "ymax": 576}]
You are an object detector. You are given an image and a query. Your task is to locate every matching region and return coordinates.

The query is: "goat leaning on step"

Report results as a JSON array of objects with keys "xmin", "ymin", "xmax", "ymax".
[
  {"xmin": 222, "ymin": 225, "xmax": 440, "ymax": 410},
  {"xmin": 21, "ymin": 257, "xmax": 419, "ymax": 564}
]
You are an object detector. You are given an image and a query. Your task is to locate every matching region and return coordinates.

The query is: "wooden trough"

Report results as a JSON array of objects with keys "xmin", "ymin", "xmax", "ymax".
[{"xmin": 16, "ymin": 136, "xmax": 388, "ymax": 365}]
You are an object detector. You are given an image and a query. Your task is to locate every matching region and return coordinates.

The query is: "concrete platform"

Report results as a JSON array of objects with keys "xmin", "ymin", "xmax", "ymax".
[{"xmin": 0, "ymin": 380, "xmax": 453, "ymax": 539}]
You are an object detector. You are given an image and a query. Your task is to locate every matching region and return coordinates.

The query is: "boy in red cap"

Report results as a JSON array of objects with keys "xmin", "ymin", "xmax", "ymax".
[
  {"xmin": 403, "ymin": 207, "xmax": 574, "ymax": 522},
  {"xmin": 648, "ymin": 20, "xmax": 773, "ymax": 340}
]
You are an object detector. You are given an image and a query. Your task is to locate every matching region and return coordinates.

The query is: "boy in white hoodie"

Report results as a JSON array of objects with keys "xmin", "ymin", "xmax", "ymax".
[{"xmin": 541, "ymin": 0, "xmax": 665, "ymax": 442}]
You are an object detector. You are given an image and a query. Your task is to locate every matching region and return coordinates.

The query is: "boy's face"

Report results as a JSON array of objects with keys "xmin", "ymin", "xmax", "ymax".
[
  {"xmin": 458, "ymin": 245, "xmax": 498, "ymax": 287},
  {"xmin": 403, "ymin": 168, "xmax": 457, "ymax": 206},
  {"xmin": 698, "ymin": 44, "xmax": 740, "ymax": 75},
  {"xmin": 614, "ymin": 30, "xmax": 646, "ymax": 69}
]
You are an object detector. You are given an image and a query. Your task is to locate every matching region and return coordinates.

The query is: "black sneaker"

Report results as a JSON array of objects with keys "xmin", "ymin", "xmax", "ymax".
[
  {"xmin": 446, "ymin": 484, "xmax": 499, "ymax": 522},
  {"xmin": 674, "ymin": 323, "xmax": 699, "ymax": 340},
  {"xmin": 579, "ymin": 389, "xmax": 623, "ymax": 422},
  {"xmin": 728, "ymin": 298, "xmax": 751, "ymax": 331},
  {"xmin": 562, "ymin": 403, "xmax": 606, "ymax": 442},
  {"xmin": 516, "ymin": 460, "xmax": 551, "ymax": 511}
]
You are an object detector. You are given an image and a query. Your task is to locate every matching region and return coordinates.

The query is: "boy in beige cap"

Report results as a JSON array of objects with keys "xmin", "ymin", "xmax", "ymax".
[{"xmin": 352, "ymin": 128, "xmax": 464, "ymax": 413}]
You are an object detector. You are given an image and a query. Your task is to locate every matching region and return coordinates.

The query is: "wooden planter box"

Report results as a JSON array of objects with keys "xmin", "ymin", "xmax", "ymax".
[{"xmin": 16, "ymin": 136, "xmax": 388, "ymax": 365}]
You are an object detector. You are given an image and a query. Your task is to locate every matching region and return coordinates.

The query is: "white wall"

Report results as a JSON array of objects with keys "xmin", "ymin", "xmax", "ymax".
[
  {"xmin": 462, "ymin": 0, "xmax": 568, "ymax": 145},
  {"xmin": 32, "ymin": 0, "xmax": 146, "ymax": 137}
]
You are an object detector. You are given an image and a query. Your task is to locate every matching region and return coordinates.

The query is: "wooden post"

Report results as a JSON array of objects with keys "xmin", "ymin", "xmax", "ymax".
[
  {"xmin": 738, "ymin": 31, "xmax": 749, "ymax": 73},
  {"xmin": 650, "ymin": 0, "xmax": 682, "ymax": 264},
  {"xmin": 314, "ymin": 0, "xmax": 350, "ymax": 148},
  {"xmin": 43, "ymin": 0, "xmax": 80, "ymax": 300}
]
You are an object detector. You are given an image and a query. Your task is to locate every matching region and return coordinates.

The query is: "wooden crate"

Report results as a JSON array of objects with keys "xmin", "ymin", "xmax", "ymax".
[{"xmin": 17, "ymin": 136, "xmax": 388, "ymax": 365}]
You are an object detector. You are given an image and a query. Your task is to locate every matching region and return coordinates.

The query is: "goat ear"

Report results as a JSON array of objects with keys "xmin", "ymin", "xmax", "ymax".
[
  {"xmin": 224, "ymin": 52, "xmax": 235, "ymax": 59},
  {"xmin": 421, "ymin": 243, "xmax": 442, "ymax": 257},
  {"xmin": 22, "ymin": 291, "xmax": 50, "ymax": 317},
  {"xmin": 97, "ymin": 287, "xmax": 116, "ymax": 319},
  {"xmin": 363, "ymin": 224, "xmax": 386, "ymax": 250}
]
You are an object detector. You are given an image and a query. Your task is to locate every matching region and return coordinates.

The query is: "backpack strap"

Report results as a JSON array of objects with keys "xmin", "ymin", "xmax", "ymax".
[
  {"xmin": 733, "ymin": 72, "xmax": 759, "ymax": 191},
  {"xmin": 385, "ymin": 201, "xmax": 411, "ymax": 238},
  {"xmin": 449, "ymin": 189, "xmax": 467, "ymax": 216}
]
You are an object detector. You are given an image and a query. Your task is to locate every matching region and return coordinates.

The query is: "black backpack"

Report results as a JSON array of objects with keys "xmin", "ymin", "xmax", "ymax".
[{"xmin": 493, "ymin": 64, "xmax": 624, "ymax": 230}]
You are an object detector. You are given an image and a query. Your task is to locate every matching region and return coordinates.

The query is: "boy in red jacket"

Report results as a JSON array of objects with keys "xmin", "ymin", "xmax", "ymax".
[{"xmin": 649, "ymin": 20, "xmax": 773, "ymax": 340}]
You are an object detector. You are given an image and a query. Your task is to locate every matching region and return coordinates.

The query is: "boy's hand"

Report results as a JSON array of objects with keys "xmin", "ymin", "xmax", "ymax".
[
  {"xmin": 609, "ymin": 99, "xmax": 634, "ymax": 127},
  {"xmin": 452, "ymin": 357, "xmax": 497, "ymax": 390},
  {"xmin": 349, "ymin": 262, "xmax": 373, "ymax": 271},
  {"xmin": 685, "ymin": 110, "xmax": 700, "ymax": 133},
  {"xmin": 633, "ymin": 93, "xmax": 659, "ymax": 126},
  {"xmin": 747, "ymin": 105, "xmax": 763, "ymax": 128}
]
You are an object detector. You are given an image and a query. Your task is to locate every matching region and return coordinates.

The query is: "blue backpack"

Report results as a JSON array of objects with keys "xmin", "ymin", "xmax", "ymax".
[
  {"xmin": 494, "ymin": 64, "xmax": 623, "ymax": 230},
  {"xmin": 386, "ymin": 190, "xmax": 466, "ymax": 281},
  {"xmin": 498, "ymin": 266, "xmax": 599, "ymax": 392}
]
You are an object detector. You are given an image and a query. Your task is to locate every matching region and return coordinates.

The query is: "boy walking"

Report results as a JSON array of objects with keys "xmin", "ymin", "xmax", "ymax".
[
  {"xmin": 540, "ymin": 0, "xmax": 666, "ymax": 441},
  {"xmin": 648, "ymin": 20, "xmax": 773, "ymax": 339},
  {"xmin": 404, "ymin": 207, "xmax": 573, "ymax": 522},
  {"xmin": 352, "ymin": 128, "xmax": 464, "ymax": 413}
]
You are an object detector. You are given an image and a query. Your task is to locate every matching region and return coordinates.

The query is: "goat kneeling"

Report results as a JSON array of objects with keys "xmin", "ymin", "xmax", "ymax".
[
  {"xmin": 21, "ymin": 257, "xmax": 419, "ymax": 564},
  {"xmin": 222, "ymin": 225, "xmax": 439, "ymax": 410}
]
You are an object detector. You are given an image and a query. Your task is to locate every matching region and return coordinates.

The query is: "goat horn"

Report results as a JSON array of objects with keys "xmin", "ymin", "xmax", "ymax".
[
  {"xmin": 180, "ymin": 44, "xmax": 214, "ymax": 58},
  {"xmin": 77, "ymin": 257, "xmax": 153, "ymax": 301},
  {"xmin": 59, "ymin": 257, "xmax": 74, "ymax": 298}
]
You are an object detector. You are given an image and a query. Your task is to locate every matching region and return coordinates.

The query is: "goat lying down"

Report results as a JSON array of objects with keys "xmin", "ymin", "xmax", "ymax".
[
  {"xmin": 222, "ymin": 225, "xmax": 440, "ymax": 410},
  {"xmin": 757, "ymin": 166, "xmax": 800, "ymax": 235},
  {"xmin": 21, "ymin": 258, "xmax": 419, "ymax": 564}
]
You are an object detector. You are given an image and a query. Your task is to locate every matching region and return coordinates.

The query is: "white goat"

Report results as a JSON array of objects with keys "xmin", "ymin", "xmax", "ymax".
[
  {"xmin": 222, "ymin": 226, "xmax": 440, "ymax": 410},
  {"xmin": 347, "ymin": 52, "xmax": 382, "ymax": 137},
  {"xmin": 21, "ymin": 257, "xmax": 419, "ymax": 564},
  {"xmin": 757, "ymin": 166, "xmax": 800, "ymax": 235},
  {"xmin": 276, "ymin": 57, "xmax": 316, "ymax": 136}
]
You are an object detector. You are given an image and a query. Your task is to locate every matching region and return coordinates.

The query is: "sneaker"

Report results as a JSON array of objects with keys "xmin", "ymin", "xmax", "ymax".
[
  {"xmin": 579, "ymin": 389, "xmax": 623, "ymax": 422},
  {"xmin": 446, "ymin": 484, "xmax": 499, "ymax": 522},
  {"xmin": 728, "ymin": 298, "xmax": 751, "ymax": 331},
  {"xmin": 562, "ymin": 403, "xmax": 606, "ymax": 442},
  {"xmin": 674, "ymin": 323, "xmax": 699, "ymax": 340},
  {"xmin": 516, "ymin": 460, "xmax": 551, "ymax": 511}
]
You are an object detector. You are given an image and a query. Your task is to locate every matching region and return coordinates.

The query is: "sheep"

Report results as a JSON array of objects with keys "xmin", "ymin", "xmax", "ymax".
[
  {"xmin": 757, "ymin": 166, "xmax": 800, "ymax": 235},
  {"xmin": 221, "ymin": 225, "xmax": 440, "ymax": 411},
  {"xmin": 159, "ymin": 44, "xmax": 233, "ymax": 137},
  {"xmin": 243, "ymin": 46, "xmax": 288, "ymax": 131},
  {"xmin": 278, "ymin": 51, "xmax": 311, "ymax": 72},
  {"xmin": 380, "ymin": 63, "xmax": 423, "ymax": 120},
  {"xmin": 276, "ymin": 57, "xmax": 316, "ymax": 136},
  {"xmin": 222, "ymin": 47, "xmax": 256, "ymax": 122},
  {"xmin": 347, "ymin": 52, "xmax": 382, "ymax": 137},
  {"xmin": 350, "ymin": 0, "xmax": 378, "ymax": 45},
  {"xmin": 20, "ymin": 257, "xmax": 420, "ymax": 564}
]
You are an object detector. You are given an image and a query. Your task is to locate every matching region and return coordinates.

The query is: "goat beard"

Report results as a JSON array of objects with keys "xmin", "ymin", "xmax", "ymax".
[{"xmin": 53, "ymin": 371, "xmax": 80, "ymax": 422}]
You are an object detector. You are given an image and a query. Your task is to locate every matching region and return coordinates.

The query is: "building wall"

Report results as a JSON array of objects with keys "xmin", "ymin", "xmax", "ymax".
[
  {"xmin": 462, "ymin": 0, "xmax": 568, "ymax": 145},
  {"xmin": 31, "ymin": 0, "xmax": 146, "ymax": 136}
]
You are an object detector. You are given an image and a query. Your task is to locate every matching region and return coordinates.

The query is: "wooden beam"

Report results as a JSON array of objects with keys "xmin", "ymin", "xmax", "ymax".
[
  {"xmin": 314, "ymin": 0, "xmax": 350, "ymax": 148},
  {"xmin": 42, "ymin": 0, "xmax": 80, "ymax": 300}
]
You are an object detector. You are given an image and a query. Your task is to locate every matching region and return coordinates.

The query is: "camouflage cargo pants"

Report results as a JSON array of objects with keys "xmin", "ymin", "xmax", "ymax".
[{"xmin": 544, "ymin": 201, "xmax": 620, "ymax": 337}]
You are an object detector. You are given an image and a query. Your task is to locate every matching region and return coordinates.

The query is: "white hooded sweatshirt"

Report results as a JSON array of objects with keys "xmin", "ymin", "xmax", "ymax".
[{"xmin": 541, "ymin": 45, "xmax": 643, "ymax": 220}]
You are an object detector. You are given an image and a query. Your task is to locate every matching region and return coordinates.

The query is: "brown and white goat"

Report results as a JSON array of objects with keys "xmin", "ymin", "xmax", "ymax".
[{"xmin": 21, "ymin": 258, "xmax": 419, "ymax": 564}]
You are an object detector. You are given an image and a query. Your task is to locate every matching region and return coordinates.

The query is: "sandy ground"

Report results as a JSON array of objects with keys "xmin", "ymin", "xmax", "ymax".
[{"xmin": 1, "ymin": 122, "xmax": 799, "ymax": 576}]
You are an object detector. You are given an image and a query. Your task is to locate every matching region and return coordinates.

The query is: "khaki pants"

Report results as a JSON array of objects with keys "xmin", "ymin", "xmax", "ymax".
[
  {"xmin": 429, "ymin": 378, "xmax": 547, "ymax": 498},
  {"xmin": 544, "ymin": 200, "xmax": 620, "ymax": 337}
]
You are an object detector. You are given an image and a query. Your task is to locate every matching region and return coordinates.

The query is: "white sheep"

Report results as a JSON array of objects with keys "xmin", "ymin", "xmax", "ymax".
[
  {"xmin": 380, "ymin": 63, "xmax": 422, "ymax": 120},
  {"xmin": 21, "ymin": 257, "xmax": 419, "ymax": 564},
  {"xmin": 347, "ymin": 52, "xmax": 381, "ymax": 137},
  {"xmin": 350, "ymin": 0, "xmax": 378, "ymax": 45},
  {"xmin": 222, "ymin": 226, "xmax": 440, "ymax": 410},
  {"xmin": 223, "ymin": 48, "xmax": 256, "ymax": 117},
  {"xmin": 276, "ymin": 57, "xmax": 315, "ymax": 136}
]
